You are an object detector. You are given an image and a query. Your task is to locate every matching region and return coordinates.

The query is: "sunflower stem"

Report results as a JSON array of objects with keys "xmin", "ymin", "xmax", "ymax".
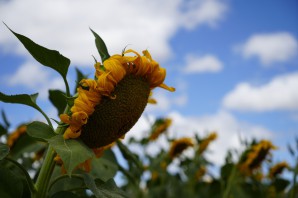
[
  {"xmin": 63, "ymin": 76, "xmax": 71, "ymax": 97},
  {"xmin": 223, "ymin": 164, "xmax": 238, "ymax": 198},
  {"xmin": 33, "ymin": 105, "xmax": 70, "ymax": 198},
  {"xmin": 33, "ymin": 146, "xmax": 56, "ymax": 198}
]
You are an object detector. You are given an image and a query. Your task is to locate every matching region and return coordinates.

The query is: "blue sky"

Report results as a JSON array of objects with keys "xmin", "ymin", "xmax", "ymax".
[{"xmin": 0, "ymin": 0, "xmax": 298, "ymax": 168}]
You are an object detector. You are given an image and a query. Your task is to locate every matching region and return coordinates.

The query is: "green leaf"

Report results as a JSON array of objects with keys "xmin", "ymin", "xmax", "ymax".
[
  {"xmin": 74, "ymin": 68, "xmax": 88, "ymax": 94},
  {"xmin": 4, "ymin": 23, "xmax": 70, "ymax": 79},
  {"xmin": 51, "ymin": 191, "xmax": 80, "ymax": 198},
  {"xmin": 83, "ymin": 174, "xmax": 128, "ymax": 198},
  {"xmin": 0, "ymin": 165, "xmax": 24, "ymax": 198},
  {"xmin": 0, "ymin": 124, "xmax": 7, "ymax": 137},
  {"xmin": 0, "ymin": 92, "xmax": 52, "ymax": 127},
  {"xmin": 0, "ymin": 143, "xmax": 10, "ymax": 160},
  {"xmin": 272, "ymin": 178, "xmax": 290, "ymax": 193},
  {"xmin": 49, "ymin": 175, "xmax": 85, "ymax": 197},
  {"xmin": 90, "ymin": 28, "xmax": 110, "ymax": 62},
  {"xmin": 27, "ymin": 121, "xmax": 55, "ymax": 141},
  {"xmin": 48, "ymin": 135, "xmax": 94, "ymax": 175},
  {"xmin": 1, "ymin": 109, "xmax": 10, "ymax": 129},
  {"xmin": 49, "ymin": 90, "xmax": 67, "ymax": 116},
  {"xmin": 0, "ymin": 92, "xmax": 38, "ymax": 107},
  {"xmin": 90, "ymin": 157, "xmax": 118, "ymax": 182}
]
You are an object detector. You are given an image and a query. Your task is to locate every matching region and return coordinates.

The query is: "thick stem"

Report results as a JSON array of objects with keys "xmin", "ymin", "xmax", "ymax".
[
  {"xmin": 33, "ymin": 146, "xmax": 56, "ymax": 198},
  {"xmin": 33, "ymin": 107, "xmax": 70, "ymax": 197}
]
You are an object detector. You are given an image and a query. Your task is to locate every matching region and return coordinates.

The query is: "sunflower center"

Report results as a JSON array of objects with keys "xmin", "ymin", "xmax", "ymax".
[{"xmin": 80, "ymin": 75, "xmax": 150, "ymax": 148}]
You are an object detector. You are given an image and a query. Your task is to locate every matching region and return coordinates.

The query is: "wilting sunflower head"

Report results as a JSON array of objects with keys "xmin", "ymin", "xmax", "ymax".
[
  {"xmin": 169, "ymin": 137, "xmax": 194, "ymax": 159},
  {"xmin": 197, "ymin": 132, "xmax": 217, "ymax": 155},
  {"xmin": 268, "ymin": 161, "xmax": 289, "ymax": 179},
  {"xmin": 238, "ymin": 140, "xmax": 277, "ymax": 176},
  {"xmin": 60, "ymin": 49, "xmax": 175, "ymax": 150},
  {"xmin": 7, "ymin": 124, "xmax": 27, "ymax": 148},
  {"xmin": 149, "ymin": 118, "xmax": 172, "ymax": 141}
]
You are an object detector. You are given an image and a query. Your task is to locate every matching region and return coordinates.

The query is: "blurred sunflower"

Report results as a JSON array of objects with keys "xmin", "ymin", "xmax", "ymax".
[
  {"xmin": 197, "ymin": 132, "xmax": 217, "ymax": 155},
  {"xmin": 195, "ymin": 166, "xmax": 206, "ymax": 181},
  {"xmin": 169, "ymin": 137, "xmax": 194, "ymax": 159},
  {"xmin": 268, "ymin": 161, "xmax": 289, "ymax": 179},
  {"xmin": 149, "ymin": 118, "xmax": 172, "ymax": 140},
  {"xmin": 6, "ymin": 124, "xmax": 27, "ymax": 148},
  {"xmin": 238, "ymin": 140, "xmax": 277, "ymax": 176},
  {"xmin": 59, "ymin": 48, "xmax": 174, "ymax": 171}
]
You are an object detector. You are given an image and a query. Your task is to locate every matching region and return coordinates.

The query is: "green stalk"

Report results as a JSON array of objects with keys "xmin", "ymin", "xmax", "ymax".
[
  {"xmin": 33, "ymin": 146, "xmax": 56, "ymax": 198},
  {"xmin": 63, "ymin": 76, "xmax": 71, "ymax": 97},
  {"xmin": 223, "ymin": 164, "xmax": 238, "ymax": 198},
  {"xmin": 33, "ymin": 106, "xmax": 70, "ymax": 197}
]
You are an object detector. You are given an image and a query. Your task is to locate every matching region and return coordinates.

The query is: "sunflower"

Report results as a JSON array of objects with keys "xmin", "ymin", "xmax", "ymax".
[
  {"xmin": 7, "ymin": 124, "xmax": 27, "ymax": 148},
  {"xmin": 169, "ymin": 137, "xmax": 194, "ymax": 159},
  {"xmin": 268, "ymin": 161, "xmax": 289, "ymax": 179},
  {"xmin": 197, "ymin": 132, "xmax": 217, "ymax": 155},
  {"xmin": 195, "ymin": 166, "xmax": 206, "ymax": 181},
  {"xmin": 238, "ymin": 140, "xmax": 277, "ymax": 176},
  {"xmin": 149, "ymin": 118, "xmax": 172, "ymax": 140},
  {"xmin": 58, "ymin": 48, "xmax": 174, "ymax": 171}
]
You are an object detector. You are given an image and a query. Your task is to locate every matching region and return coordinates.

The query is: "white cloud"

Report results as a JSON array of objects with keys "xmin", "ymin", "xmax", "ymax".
[
  {"xmin": 4, "ymin": 61, "xmax": 65, "ymax": 99},
  {"xmin": 238, "ymin": 32, "xmax": 298, "ymax": 65},
  {"xmin": 180, "ymin": 0, "xmax": 228, "ymax": 29},
  {"xmin": 184, "ymin": 54, "xmax": 223, "ymax": 73},
  {"xmin": 223, "ymin": 72, "xmax": 298, "ymax": 111},
  {"xmin": 124, "ymin": 110, "xmax": 274, "ymax": 166},
  {"xmin": 6, "ymin": 62, "xmax": 50, "ymax": 89},
  {"xmin": 146, "ymin": 91, "xmax": 188, "ymax": 112},
  {"xmin": 0, "ymin": 0, "xmax": 228, "ymax": 66}
]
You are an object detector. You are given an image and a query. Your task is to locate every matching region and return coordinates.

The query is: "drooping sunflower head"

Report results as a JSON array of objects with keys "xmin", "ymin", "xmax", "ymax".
[
  {"xmin": 169, "ymin": 137, "xmax": 194, "ymax": 159},
  {"xmin": 60, "ymin": 49, "xmax": 175, "ymax": 149},
  {"xmin": 238, "ymin": 140, "xmax": 277, "ymax": 176},
  {"xmin": 7, "ymin": 124, "xmax": 27, "ymax": 148},
  {"xmin": 268, "ymin": 161, "xmax": 289, "ymax": 179},
  {"xmin": 149, "ymin": 118, "xmax": 172, "ymax": 141},
  {"xmin": 197, "ymin": 132, "xmax": 217, "ymax": 154}
]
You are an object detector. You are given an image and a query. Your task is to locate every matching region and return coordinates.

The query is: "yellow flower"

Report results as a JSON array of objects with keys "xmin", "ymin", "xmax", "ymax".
[
  {"xmin": 197, "ymin": 132, "xmax": 217, "ymax": 154},
  {"xmin": 238, "ymin": 140, "xmax": 277, "ymax": 176},
  {"xmin": 169, "ymin": 137, "xmax": 194, "ymax": 159},
  {"xmin": 268, "ymin": 161, "xmax": 289, "ymax": 179},
  {"xmin": 58, "ymin": 49, "xmax": 174, "ymax": 171},
  {"xmin": 149, "ymin": 118, "xmax": 172, "ymax": 140},
  {"xmin": 195, "ymin": 166, "xmax": 206, "ymax": 181},
  {"xmin": 151, "ymin": 171, "xmax": 159, "ymax": 181},
  {"xmin": 7, "ymin": 125, "xmax": 27, "ymax": 148}
]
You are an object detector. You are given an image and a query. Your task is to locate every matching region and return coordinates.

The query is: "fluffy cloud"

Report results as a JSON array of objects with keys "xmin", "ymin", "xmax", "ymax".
[
  {"xmin": 0, "ymin": 0, "xmax": 227, "ymax": 66},
  {"xmin": 4, "ymin": 61, "xmax": 65, "ymax": 99},
  {"xmin": 184, "ymin": 54, "xmax": 223, "ymax": 73},
  {"xmin": 125, "ymin": 110, "xmax": 273, "ymax": 166},
  {"xmin": 223, "ymin": 72, "xmax": 298, "ymax": 111},
  {"xmin": 238, "ymin": 32, "xmax": 298, "ymax": 65}
]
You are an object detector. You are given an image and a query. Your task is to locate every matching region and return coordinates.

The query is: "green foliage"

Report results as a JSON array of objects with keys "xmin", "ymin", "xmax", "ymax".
[
  {"xmin": 49, "ymin": 90, "xmax": 68, "ymax": 116},
  {"xmin": 0, "ymin": 93, "xmax": 52, "ymax": 127},
  {"xmin": 48, "ymin": 135, "xmax": 94, "ymax": 175},
  {"xmin": 4, "ymin": 23, "xmax": 70, "ymax": 80},
  {"xmin": 90, "ymin": 28, "xmax": 110, "ymax": 62},
  {"xmin": 0, "ymin": 165, "xmax": 26, "ymax": 198},
  {"xmin": 27, "ymin": 121, "xmax": 55, "ymax": 141},
  {"xmin": 0, "ymin": 143, "xmax": 9, "ymax": 160}
]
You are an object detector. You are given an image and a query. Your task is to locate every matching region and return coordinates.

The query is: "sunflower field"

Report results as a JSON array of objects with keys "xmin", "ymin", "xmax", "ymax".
[{"xmin": 0, "ymin": 26, "xmax": 297, "ymax": 198}]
